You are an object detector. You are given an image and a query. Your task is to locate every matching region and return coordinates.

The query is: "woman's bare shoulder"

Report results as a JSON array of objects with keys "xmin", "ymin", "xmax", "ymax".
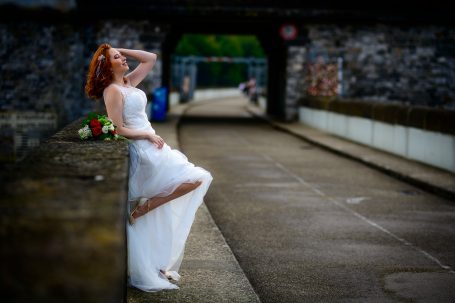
[
  {"xmin": 104, "ymin": 84, "xmax": 123, "ymax": 96},
  {"xmin": 103, "ymin": 84, "xmax": 123, "ymax": 103}
]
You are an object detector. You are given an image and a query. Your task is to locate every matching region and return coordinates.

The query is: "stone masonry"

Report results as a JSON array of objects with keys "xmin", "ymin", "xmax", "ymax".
[
  {"xmin": 285, "ymin": 23, "xmax": 455, "ymax": 117},
  {"xmin": 0, "ymin": 20, "xmax": 165, "ymax": 129},
  {"xmin": 0, "ymin": 117, "xmax": 129, "ymax": 302}
]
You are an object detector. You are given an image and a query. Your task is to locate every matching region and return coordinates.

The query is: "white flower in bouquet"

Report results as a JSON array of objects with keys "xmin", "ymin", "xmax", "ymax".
[
  {"xmin": 78, "ymin": 125, "xmax": 92, "ymax": 140},
  {"xmin": 102, "ymin": 125, "xmax": 110, "ymax": 134}
]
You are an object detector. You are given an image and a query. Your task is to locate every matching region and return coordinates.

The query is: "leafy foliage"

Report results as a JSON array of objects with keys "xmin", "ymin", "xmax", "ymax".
[{"xmin": 174, "ymin": 35, "xmax": 265, "ymax": 87}]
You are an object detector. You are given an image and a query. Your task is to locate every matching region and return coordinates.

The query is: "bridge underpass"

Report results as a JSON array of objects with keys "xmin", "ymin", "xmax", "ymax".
[
  {"xmin": 75, "ymin": 0, "xmax": 455, "ymax": 121},
  {"xmin": 127, "ymin": 96, "xmax": 455, "ymax": 302},
  {"xmin": 159, "ymin": 21, "xmax": 288, "ymax": 120},
  {"xmin": 1, "ymin": 2, "xmax": 454, "ymax": 302}
]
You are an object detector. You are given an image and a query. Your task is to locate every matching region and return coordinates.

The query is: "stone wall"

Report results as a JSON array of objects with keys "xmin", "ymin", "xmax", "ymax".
[
  {"xmin": 286, "ymin": 23, "xmax": 455, "ymax": 111},
  {"xmin": 0, "ymin": 20, "xmax": 165, "ymax": 129},
  {"xmin": 0, "ymin": 22, "xmax": 84, "ymax": 126},
  {"xmin": 0, "ymin": 117, "xmax": 129, "ymax": 302}
]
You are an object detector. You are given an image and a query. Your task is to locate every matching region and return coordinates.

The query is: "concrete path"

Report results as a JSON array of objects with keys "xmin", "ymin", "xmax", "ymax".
[{"xmin": 180, "ymin": 97, "xmax": 455, "ymax": 303}]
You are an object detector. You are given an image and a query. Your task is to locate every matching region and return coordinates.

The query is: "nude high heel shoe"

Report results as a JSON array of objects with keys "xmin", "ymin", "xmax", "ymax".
[
  {"xmin": 160, "ymin": 269, "xmax": 181, "ymax": 282},
  {"xmin": 128, "ymin": 198, "xmax": 149, "ymax": 225}
]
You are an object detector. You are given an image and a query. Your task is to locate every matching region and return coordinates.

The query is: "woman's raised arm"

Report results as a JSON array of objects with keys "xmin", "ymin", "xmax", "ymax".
[{"xmin": 117, "ymin": 48, "xmax": 157, "ymax": 87}]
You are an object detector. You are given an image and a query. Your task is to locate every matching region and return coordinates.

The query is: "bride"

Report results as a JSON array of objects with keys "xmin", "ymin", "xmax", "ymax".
[{"xmin": 85, "ymin": 43, "xmax": 213, "ymax": 291}]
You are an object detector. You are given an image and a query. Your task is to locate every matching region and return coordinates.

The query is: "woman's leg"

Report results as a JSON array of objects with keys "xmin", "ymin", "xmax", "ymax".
[{"xmin": 132, "ymin": 181, "xmax": 202, "ymax": 219}]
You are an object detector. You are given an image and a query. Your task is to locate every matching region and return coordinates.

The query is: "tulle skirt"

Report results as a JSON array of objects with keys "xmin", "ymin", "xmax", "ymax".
[{"xmin": 126, "ymin": 137, "xmax": 213, "ymax": 292}]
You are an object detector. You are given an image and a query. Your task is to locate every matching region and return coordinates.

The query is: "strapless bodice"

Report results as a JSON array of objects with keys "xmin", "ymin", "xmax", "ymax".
[{"xmin": 115, "ymin": 84, "xmax": 153, "ymax": 131}]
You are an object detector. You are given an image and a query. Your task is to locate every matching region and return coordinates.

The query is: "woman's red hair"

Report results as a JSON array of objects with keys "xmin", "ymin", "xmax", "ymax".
[{"xmin": 85, "ymin": 43, "xmax": 113, "ymax": 100}]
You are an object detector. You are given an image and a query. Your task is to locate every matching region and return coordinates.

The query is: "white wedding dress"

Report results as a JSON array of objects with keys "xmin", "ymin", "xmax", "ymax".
[{"xmin": 112, "ymin": 84, "xmax": 213, "ymax": 292}]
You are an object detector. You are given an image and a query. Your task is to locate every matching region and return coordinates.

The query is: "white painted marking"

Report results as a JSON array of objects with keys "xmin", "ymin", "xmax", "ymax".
[
  {"xmin": 346, "ymin": 197, "xmax": 370, "ymax": 204},
  {"xmin": 234, "ymin": 182, "xmax": 300, "ymax": 188},
  {"xmin": 260, "ymin": 154, "xmax": 455, "ymax": 274}
]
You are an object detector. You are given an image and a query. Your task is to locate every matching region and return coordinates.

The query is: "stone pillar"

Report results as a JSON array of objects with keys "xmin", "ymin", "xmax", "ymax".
[{"xmin": 284, "ymin": 46, "xmax": 306, "ymax": 121}]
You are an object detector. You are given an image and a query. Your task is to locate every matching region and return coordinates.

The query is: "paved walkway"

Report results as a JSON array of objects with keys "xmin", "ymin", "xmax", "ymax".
[
  {"xmin": 181, "ymin": 97, "xmax": 455, "ymax": 302},
  {"xmin": 246, "ymin": 103, "xmax": 455, "ymax": 202}
]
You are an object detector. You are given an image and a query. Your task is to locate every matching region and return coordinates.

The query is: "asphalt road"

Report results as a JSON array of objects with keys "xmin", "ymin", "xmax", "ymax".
[{"xmin": 179, "ymin": 98, "xmax": 455, "ymax": 303}]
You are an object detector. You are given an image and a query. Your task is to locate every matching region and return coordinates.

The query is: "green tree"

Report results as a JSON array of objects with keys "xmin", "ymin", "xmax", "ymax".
[
  {"xmin": 175, "ymin": 34, "xmax": 265, "ymax": 58},
  {"xmin": 174, "ymin": 34, "xmax": 265, "ymax": 87}
]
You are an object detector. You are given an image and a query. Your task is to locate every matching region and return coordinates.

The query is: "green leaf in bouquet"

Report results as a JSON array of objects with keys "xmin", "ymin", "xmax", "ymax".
[
  {"xmin": 99, "ymin": 133, "xmax": 110, "ymax": 140},
  {"xmin": 99, "ymin": 117, "xmax": 109, "ymax": 125},
  {"xmin": 87, "ymin": 112, "xmax": 98, "ymax": 120}
]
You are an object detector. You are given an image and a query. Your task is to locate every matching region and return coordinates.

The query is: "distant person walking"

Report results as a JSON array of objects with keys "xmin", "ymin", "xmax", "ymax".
[
  {"xmin": 180, "ymin": 75, "xmax": 191, "ymax": 103},
  {"xmin": 85, "ymin": 43, "xmax": 213, "ymax": 292},
  {"xmin": 246, "ymin": 77, "xmax": 258, "ymax": 104}
]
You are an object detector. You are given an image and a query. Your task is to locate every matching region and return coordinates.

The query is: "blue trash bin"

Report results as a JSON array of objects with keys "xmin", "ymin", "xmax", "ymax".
[{"xmin": 151, "ymin": 87, "xmax": 168, "ymax": 122}]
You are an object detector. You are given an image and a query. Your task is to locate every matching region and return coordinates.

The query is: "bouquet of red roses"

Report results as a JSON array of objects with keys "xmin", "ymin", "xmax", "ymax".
[{"xmin": 78, "ymin": 112, "xmax": 127, "ymax": 141}]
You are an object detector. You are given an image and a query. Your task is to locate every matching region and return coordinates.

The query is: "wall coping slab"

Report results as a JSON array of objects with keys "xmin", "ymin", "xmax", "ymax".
[{"xmin": 299, "ymin": 97, "xmax": 455, "ymax": 135}]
